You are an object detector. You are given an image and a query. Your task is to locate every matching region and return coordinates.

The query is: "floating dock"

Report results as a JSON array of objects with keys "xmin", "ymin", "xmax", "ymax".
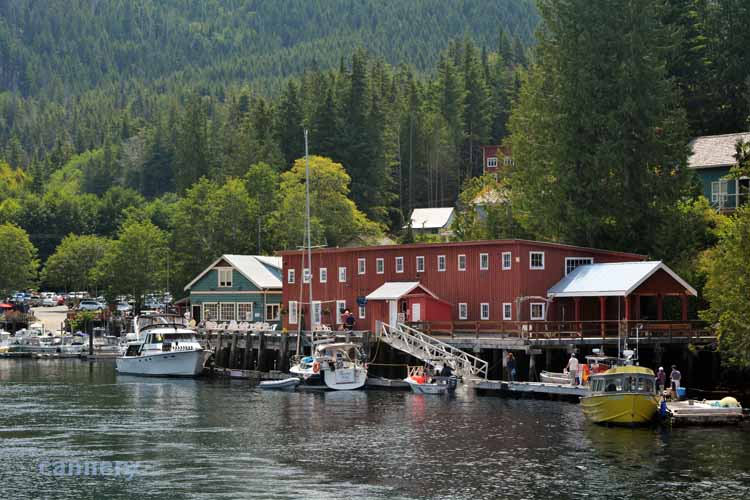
[
  {"xmin": 664, "ymin": 400, "xmax": 745, "ymax": 426},
  {"xmin": 475, "ymin": 380, "xmax": 587, "ymax": 400},
  {"xmin": 366, "ymin": 376, "xmax": 410, "ymax": 389}
]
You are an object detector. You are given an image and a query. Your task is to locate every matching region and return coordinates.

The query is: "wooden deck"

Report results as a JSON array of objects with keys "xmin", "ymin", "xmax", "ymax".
[{"xmin": 665, "ymin": 400, "xmax": 745, "ymax": 426}]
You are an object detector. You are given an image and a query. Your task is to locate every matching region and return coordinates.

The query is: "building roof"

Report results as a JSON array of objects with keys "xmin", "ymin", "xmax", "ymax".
[
  {"xmin": 687, "ymin": 132, "xmax": 750, "ymax": 169},
  {"xmin": 184, "ymin": 254, "xmax": 282, "ymax": 291},
  {"xmin": 547, "ymin": 261, "xmax": 696, "ymax": 298},
  {"xmin": 407, "ymin": 207, "xmax": 455, "ymax": 230},
  {"xmin": 366, "ymin": 282, "xmax": 439, "ymax": 301}
]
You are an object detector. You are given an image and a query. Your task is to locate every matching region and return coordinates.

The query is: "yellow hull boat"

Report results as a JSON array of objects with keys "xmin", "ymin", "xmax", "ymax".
[{"xmin": 581, "ymin": 365, "xmax": 659, "ymax": 425}]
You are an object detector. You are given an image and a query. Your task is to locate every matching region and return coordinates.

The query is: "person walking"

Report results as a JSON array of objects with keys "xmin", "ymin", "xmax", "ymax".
[
  {"xmin": 566, "ymin": 353, "xmax": 579, "ymax": 385},
  {"xmin": 670, "ymin": 365, "xmax": 682, "ymax": 395},
  {"xmin": 656, "ymin": 367, "xmax": 666, "ymax": 392},
  {"xmin": 507, "ymin": 352, "xmax": 517, "ymax": 382}
]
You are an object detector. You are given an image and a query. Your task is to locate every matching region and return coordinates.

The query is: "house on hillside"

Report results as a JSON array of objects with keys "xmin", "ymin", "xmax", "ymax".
[
  {"xmin": 481, "ymin": 144, "xmax": 513, "ymax": 177},
  {"xmin": 688, "ymin": 132, "xmax": 750, "ymax": 212},
  {"xmin": 184, "ymin": 254, "xmax": 282, "ymax": 326},
  {"xmin": 279, "ymin": 239, "xmax": 697, "ymax": 335},
  {"xmin": 406, "ymin": 207, "xmax": 455, "ymax": 236}
]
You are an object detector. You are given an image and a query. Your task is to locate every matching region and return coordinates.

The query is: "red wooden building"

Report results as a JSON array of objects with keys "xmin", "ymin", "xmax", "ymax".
[
  {"xmin": 481, "ymin": 145, "xmax": 513, "ymax": 176},
  {"xmin": 279, "ymin": 239, "xmax": 697, "ymax": 335}
]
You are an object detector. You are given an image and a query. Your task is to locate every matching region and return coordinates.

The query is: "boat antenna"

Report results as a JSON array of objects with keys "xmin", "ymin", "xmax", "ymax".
[{"xmin": 304, "ymin": 129, "xmax": 315, "ymax": 349}]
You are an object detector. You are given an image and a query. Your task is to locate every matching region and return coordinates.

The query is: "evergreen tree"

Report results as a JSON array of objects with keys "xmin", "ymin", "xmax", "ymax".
[
  {"xmin": 173, "ymin": 94, "xmax": 210, "ymax": 192},
  {"xmin": 275, "ymin": 81, "xmax": 305, "ymax": 169}
]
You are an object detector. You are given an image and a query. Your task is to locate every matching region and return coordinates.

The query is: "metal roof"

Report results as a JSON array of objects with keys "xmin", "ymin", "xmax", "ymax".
[
  {"xmin": 687, "ymin": 132, "xmax": 750, "ymax": 169},
  {"xmin": 547, "ymin": 261, "xmax": 697, "ymax": 298},
  {"xmin": 184, "ymin": 254, "xmax": 282, "ymax": 291},
  {"xmin": 366, "ymin": 282, "xmax": 439, "ymax": 301},
  {"xmin": 407, "ymin": 207, "xmax": 455, "ymax": 230}
]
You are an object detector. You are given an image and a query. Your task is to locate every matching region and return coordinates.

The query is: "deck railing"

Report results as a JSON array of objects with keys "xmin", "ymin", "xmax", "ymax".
[{"xmin": 407, "ymin": 319, "xmax": 712, "ymax": 341}]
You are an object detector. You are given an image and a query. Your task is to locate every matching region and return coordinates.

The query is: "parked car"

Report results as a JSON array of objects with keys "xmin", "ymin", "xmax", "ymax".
[
  {"xmin": 56, "ymin": 295, "xmax": 66, "ymax": 306},
  {"xmin": 116, "ymin": 302, "xmax": 133, "ymax": 313},
  {"xmin": 42, "ymin": 297, "xmax": 56, "ymax": 307},
  {"xmin": 77, "ymin": 300, "xmax": 105, "ymax": 312}
]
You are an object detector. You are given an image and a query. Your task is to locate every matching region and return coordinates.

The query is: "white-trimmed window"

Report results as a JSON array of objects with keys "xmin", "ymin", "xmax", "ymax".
[
  {"xmin": 487, "ymin": 157, "xmax": 498, "ymax": 168},
  {"xmin": 503, "ymin": 303, "xmax": 512, "ymax": 321},
  {"xmin": 503, "ymin": 156, "xmax": 513, "ymax": 166},
  {"xmin": 480, "ymin": 303, "xmax": 490, "ymax": 320},
  {"xmin": 338, "ymin": 266, "xmax": 347, "ymax": 282},
  {"xmin": 395, "ymin": 256, "xmax": 404, "ymax": 273},
  {"xmin": 358, "ymin": 258, "xmax": 366, "ymax": 275},
  {"xmin": 358, "ymin": 304, "xmax": 366, "ymax": 319},
  {"xmin": 203, "ymin": 303, "xmax": 219, "ymax": 321},
  {"xmin": 288, "ymin": 301, "xmax": 298, "ymax": 324},
  {"xmin": 220, "ymin": 303, "xmax": 235, "ymax": 321},
  {"xmin": 438, "ymin": 255, "xmax": 446, "ymax": 272},
  {"xmin": 336, "ymin": 300, "xmax": 346, "ymax": 324},
  {"xmin": 458, "ymin": 254, "xmax": 467, "ymax": 271},
  {"xmin": 303, "ymin": 268, "xmax": 311, "ymax": 284},
  {"xmin": 530, "ymin": 251, "xmax": 545, "ymax": 270},
  {"xmin": 312, "ymin": 301, "xmax": 322, "ymax": 325},
  {"xmin": 218, "ymin": 268, "xmax": 233, "ymax": 287},
  {"xmin": 458, "ymin": 303, "xmax": 468, "ymax": 320},
  {"xmin": 502, "ymin": 252, "xmax": 512, "ymax": 270},
  {"xmin": 416, "ymin": 256, "xmax": 425, "ymax": 273},
  {"xmin": 565, "ymin": 257, "xmax": 593, "ymax": 275},
  {"xmin": 287, "ymin": 268, "xmax": 296, "ymax": 284},
  {"xmin": 376, "ymin": 258, "xmax": 385, "ymax": 274},
  {"xmin": 319, "ymin": 267, "xmax": 328, "ymax": 283},
  {"xmin": 238, "ymin": 303, "xmax": 254, "ymax": 321},
  {"xmin": 530, "ymin": 302, "xmax": 546, "ymax": 321},
  {"xmin": 480, "ymin": 253, "xmax": 489, "ymax": 270},
  {"xmin": 265, "ymin": 304, "xmax": 280, "ymax": 321},
  {"xmin": 711, "ymin": 180, "xmax": 729, "ymax": 203}
]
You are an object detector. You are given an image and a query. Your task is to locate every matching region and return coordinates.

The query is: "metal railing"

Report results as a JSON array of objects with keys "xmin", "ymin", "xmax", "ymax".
[{"xmin": 379, "ymin": 322, "xmax": 488, "ymax": 379}]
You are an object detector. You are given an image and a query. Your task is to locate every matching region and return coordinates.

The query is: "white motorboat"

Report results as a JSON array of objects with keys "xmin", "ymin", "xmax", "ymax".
[
  {"xmin": 290, "ymin": 342, "xmax": 368, "ymax": 390},
  {"xmin": 404, "ymin": 366, "xmax": 458, "ymax": 394},
  {"xmin": 540, "ymin": 370, "xmax": 570, "ymax": 385},
  {"xmin": 259, "ymin": 378, "xmax": 300, "ymax": 391},
  {"xmin": 116, "ymin": 314, "xmax": 210, "ymax": 377},
  {"xmin": 0, "ymin": 330, "xmax": 11, "ymax": 353}
]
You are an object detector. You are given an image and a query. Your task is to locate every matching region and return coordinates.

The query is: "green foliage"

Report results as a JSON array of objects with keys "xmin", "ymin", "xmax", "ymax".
[
  {"xmin": 700, "ymin": 207, "xmax": 750, "ymax": 366},
  {"xmin": 0, "ymin": 222, "xmax": 38, "ymax": 296},
  {"xmin": 451, "ymin": 174, "xmax": 526, "ymax": 241},
  {"xmin": 509, "ymin": 0, "xmax": 691, "ymax": 255},
  {"xmin": 93, "ymin": 218, "xmax": 170, "ymax": 311},
  {"xmin": 271, "ymin": 155, "xmax": 382, "ymax": 249},
  {"xmin": 41, "ymin": 234, "xmax": 112, "ymax": 292}
]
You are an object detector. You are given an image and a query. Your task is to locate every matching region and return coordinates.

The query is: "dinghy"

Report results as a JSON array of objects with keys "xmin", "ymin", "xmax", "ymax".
[{"xmin": 259, "ymin": 378, "xmax": 300, "ymax": 391}]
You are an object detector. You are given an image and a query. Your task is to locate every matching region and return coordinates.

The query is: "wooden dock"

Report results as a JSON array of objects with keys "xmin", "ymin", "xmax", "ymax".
[
  {"xmin": 365, "ymin": 376, "xmax": 410, "ymax": 389},
  {"xmin": 475, "ymin": 380, "xmax": 587, "ymax": 400},
  {"xmin": 664, "ymin": 400, "xmax": 745, "ymax": 426}
]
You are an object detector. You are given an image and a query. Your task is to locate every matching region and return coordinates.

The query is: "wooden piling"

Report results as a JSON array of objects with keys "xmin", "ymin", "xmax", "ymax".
[
  {"xmin": 229, "ymin": 333, "xmax": 238, "ymax": 368},
  {"xmin": 243, "ymin": 331, "xmax": 252, "ymax": 370},
  {"xmin": 257, "ymin": 332, "xmax": 266, "ymax": 372},
  {"xmin": 215, "ymin": 332, "xmax": 224, "ymax": 367},
  {"xmin": 279, "ymin": 330, "xmax": 289, "ymax": 372}
]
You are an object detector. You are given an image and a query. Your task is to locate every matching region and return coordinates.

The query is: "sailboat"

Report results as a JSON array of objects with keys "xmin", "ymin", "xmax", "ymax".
[{"xmin": 288, "ymin": 130, "xmax": 367, "ymax": 390}]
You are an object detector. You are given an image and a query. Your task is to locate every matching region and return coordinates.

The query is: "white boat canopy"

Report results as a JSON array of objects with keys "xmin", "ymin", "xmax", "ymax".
[
  {"xmin": 366, "ymin": 282, "xmax": 440, "ymax": 301},
  {"xmin": 547, "ymin": 261, "xmax": 697, "ymax": 298}
]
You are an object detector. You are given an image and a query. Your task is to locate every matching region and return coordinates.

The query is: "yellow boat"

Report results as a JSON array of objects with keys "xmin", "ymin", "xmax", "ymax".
[{"xmin": 580, "ymin": 365, "xmax": 659, "ymax": 425}]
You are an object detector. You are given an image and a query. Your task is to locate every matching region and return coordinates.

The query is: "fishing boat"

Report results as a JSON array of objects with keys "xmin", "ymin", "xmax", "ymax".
[
  {"xmin": 580, "ymin": 365, "xmax": 659, "ymax": 425},
  {"xmin": 259, "ymin": 378, "xmax": 300, "ymax": 391},
  {"xmin": 115, "ymin": 314, "xmax": 210, "ymax": 377},
  {"xmin": 404, "ymin": 366, "xmax": 458, "ymax": 395}
]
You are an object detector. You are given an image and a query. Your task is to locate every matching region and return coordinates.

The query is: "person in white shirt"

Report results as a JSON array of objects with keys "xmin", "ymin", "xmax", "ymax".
[{"xmin": 566, "ymin": 353, "xmax": 579, "ymax": 385}]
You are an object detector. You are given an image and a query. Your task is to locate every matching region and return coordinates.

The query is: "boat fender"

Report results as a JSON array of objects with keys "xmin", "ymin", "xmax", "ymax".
[{"xmin": 312, "ymin": 361, "xmax": 320, "ymax": 374}]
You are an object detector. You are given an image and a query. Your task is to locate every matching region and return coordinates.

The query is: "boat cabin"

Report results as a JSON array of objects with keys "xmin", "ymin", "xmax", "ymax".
[{"xmin": 590, "ymin": 366, "xmax": 656, "ymax": 395}]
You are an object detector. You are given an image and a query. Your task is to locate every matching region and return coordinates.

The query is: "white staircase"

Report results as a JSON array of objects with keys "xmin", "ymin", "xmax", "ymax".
[{"xmin": 378, "ymin": 322, "xmax": 488, "ymax": 379}]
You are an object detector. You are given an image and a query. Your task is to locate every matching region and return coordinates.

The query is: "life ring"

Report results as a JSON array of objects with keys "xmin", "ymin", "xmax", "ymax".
[{"xmin": 312, "ymin": 361, "xmax": 320, "ymax": 374}]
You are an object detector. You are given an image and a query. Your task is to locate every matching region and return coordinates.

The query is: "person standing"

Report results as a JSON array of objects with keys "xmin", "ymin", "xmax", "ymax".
[
  {"xmin": 507, "ymin": 352, "xmax": 517, "ymax": 382},
  {"xmin": 345, "ymin": 309, "xmax": 356, "ymax": 331},
  {"xmin": 656, "ymin": 367, "xmax": 666, "ymax": 392},
  {"xmin": 566, "ymin": 353, "xmax": 579, "ymax": 385},
  {"xmin": 670, "ymin": 365, "xmax": 682, "ymax": 394}
]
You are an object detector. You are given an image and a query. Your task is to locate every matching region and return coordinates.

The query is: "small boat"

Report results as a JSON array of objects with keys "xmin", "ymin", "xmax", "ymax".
[
  {"xmin": 259, "ymin": 378, "xmax": 300, "ymax": 391},
  {"xmin": 580, "ymin": 364, "xmax": 659, "ymax": 425},
  {"xmin": 290, "ymin": 341, "xmax": 368, "ymax": 390},
  {"xmin": 404, "ymin": 366, "xmax": 458, "ymax": 394},
  {"xmin": 540, "ymin": 370, "xmax": 569, "ymax": 385},
  {"xmin": 116, "ymin": 314, "xmax": 210, "ymax": 377}
]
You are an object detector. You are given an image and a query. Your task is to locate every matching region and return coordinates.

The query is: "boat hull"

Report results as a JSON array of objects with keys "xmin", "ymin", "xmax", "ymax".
[
  {"xmin": 580, "ymin": 393, "xmax": 659, "ymax": 425},
  {"xmin": 322, "ymin": 367, "xmax": 367, "ymax": 390},
  {"xmin": 405, "ymin": 377, "xmax": 457, "ymax": 394},
  {"xmin": 259, "ymin": 378, "xmax": 300, "ymax": 391},
  {"xmin": 116, "ymin": 349, "xmax": 205, "ymax": 377},
  {"xmin": 540, "ymin": 371, "xmax": 570, "ymax": 385}
]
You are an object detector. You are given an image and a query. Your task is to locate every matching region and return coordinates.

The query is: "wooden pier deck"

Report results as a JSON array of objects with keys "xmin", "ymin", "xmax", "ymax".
[
  {"xmin": 475, "ymin": 380, "xmax": 587, "ymax": 400},
  {"xmin": 664, "ymin": 400, "xmax": 745, "ymax": 426}
]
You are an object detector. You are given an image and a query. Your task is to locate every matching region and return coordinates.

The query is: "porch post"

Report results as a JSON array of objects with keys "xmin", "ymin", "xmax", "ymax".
[
  {"xmin": 624, "ymin": 295, "xmax": 631, "ymax": 321},
  {"xmin": 656, "ymin": 294, "xmax": 664, "ymax": 321},
  {"xmin": 574, "ymin": 297, "xmax": 582, "ymax": 334},
  {"xmin": 681, "ymin": 295, "xmax": 689, "ymax": 321},
  {"xmin": 599, "ymin": 296, "xmax": 607, "ymax": 338}
]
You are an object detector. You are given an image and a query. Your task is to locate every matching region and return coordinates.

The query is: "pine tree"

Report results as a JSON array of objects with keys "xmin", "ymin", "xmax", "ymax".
[
  {"xmin": 275, "ymin": 80, "xmax": 305, "ymax": 168},
  {"xmin": 173, "ymin": 94, "xmax": 210, "ymax": 192}
]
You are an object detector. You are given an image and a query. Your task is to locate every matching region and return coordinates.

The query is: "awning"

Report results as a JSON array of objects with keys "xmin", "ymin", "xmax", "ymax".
[
  {"xmin": 548, "ymin": 261, "xmax": 697, "ymax": 298},
  {"xmin": 366, "ymin": 282, "xmax": 441, "ymax": 301}
]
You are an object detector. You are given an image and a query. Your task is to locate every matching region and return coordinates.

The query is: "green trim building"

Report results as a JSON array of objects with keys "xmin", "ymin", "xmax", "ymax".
[
  {"xmin": 688, "ymin": 132, "xmax": 750, "ymax": 212},
  {"xmin": 184, "ymin": 254, "xmax": 282, "ymax": 325}
]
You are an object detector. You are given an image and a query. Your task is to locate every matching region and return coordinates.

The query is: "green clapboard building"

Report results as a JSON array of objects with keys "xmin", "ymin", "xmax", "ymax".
[
  {"xmin": 184, "ymin": 254, "xmax": 282, "ymax": 326},
  {"xmin": 688, "ymin": 132, "xmax": 750, "ymax": 213}
]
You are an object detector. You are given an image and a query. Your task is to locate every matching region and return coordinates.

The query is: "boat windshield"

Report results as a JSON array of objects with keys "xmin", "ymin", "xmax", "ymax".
[
  {"xmin": 163, "ymin": 333, "xmax": 196, "ymax": 341},
  {"xmin": 137, "ymin": 315, "xmax": 186, "ymax": 331},
  {"xmin": 592, "ymin": 374, "xmax": 655, "ymax": 394}
]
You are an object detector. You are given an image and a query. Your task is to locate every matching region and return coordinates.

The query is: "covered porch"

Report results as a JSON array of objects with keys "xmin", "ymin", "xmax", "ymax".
[{"xmin": 365, "ymin": 282, "xmax": 452, "ymax": 332}]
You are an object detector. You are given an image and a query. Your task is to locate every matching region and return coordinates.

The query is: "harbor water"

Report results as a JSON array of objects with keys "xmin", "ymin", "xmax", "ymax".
[{"xmin": 1, "ymin": 359, "xmax": 749, "ymax": 499}]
